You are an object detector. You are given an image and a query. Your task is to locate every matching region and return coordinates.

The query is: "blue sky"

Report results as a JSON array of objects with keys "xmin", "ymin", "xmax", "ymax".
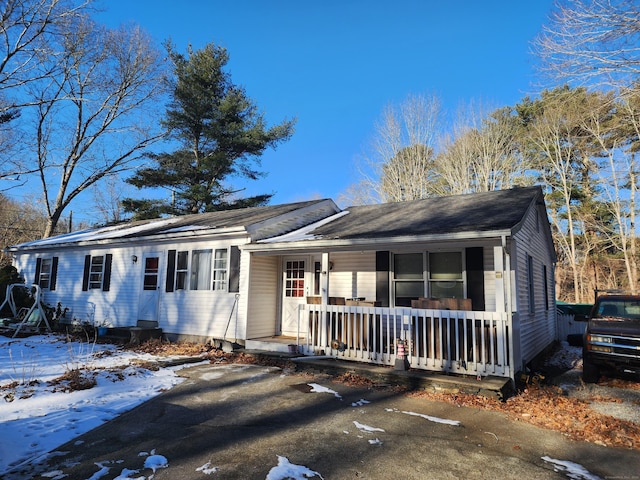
[{"xmin": 91, "ymin": 1, "xmax": 554, "ymax": 212}]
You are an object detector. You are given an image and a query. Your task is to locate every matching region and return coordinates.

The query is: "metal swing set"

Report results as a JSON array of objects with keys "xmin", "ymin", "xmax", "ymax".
[{"xmin": 0, "ymin": 284, "xmax": 51, "ymax": 338}]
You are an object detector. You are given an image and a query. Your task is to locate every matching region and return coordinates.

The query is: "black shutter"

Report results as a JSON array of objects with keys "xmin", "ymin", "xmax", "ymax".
[
  {"xmin": 375, "ymin": 251, "xmax": 390, "ymax": 307},
  {"xmin": 50, "ymin": 257, "xmax": 58, "ymax": 291},
  {"xmin": 34, "ymin": 258, "xmax": 42, "ymax": 285},
  {"xmin": 102, "ymin": 254, "xmax": 113, "ymax": 291},
  {"xmin": 229, "ymin": 246, "xmax": 240, "ymax": 293},
  {"xmin": 166, "ymin": 250, "xmax": 176, "ymax": 292},
  {"xmin": 82, "ymin": 255, "xmax": 91, "ymax": 291},
  {"xmin": 465, "ymin": 247, "xmax": 485, "ymax": 311}
]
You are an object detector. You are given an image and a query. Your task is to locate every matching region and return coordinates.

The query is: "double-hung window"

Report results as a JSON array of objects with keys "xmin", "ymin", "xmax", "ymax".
[
  {"xmin": 82, "ymin": 254, "xmax": 112, "ymax": 291},
  {"xmin": 35, "ymin": 257, "xmax": 58, "ymax": 290},
  {"xmin": 175, "ymin": 251, "xmax": 189, "ymax": 290},
  {"xmin": 393, "ymin": 253, "xmax": 425, "ymax": 307},
  {"xmin": 39, "ymin": 258, "xmax": 52, "ymax": 289},
  {"xmin": 212, "ymin": 249, "xmax": 228, "ymax": 291},
  {"xmin": 89, "ymin": 256, "xmax": 105, "ymax": 289}
]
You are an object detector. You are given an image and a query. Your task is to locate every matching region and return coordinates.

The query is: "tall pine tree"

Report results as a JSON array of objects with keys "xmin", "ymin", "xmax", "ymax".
[{"xmin": 124, "ymin": 42, "xmax": 295, "ymax": 219}]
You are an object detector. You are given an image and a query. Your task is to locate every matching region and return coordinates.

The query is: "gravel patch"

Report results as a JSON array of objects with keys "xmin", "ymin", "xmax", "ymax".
[{"xmin": 546, "ymin": 344, "xmax": 640, "ymax": 426}]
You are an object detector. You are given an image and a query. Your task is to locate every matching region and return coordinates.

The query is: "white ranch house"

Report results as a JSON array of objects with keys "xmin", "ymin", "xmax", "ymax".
[{"xmin": 6, "ymin": 186, "xmax": 556, "ymax": 381}]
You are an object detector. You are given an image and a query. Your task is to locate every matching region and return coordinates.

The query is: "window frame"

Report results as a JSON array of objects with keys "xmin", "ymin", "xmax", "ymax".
[
  {"xmin": 35, "ymin": 256, "xmax": 58, "ymax": 291},
  {"xmin": 175, "ymin": 251, "xmax": 189, "ymax": 290},
  {"xmin": 392, "ymin": 252, "xmax": 426, "ymax": 307},
  {"xmin": 212, "ymin": 248, "xmax": 228, "ymax": 291},
  {"xmin": 82, "ymin": 254, "xmax": 112, "ymax": 292},
  {"xmin": 527, "ymin": 254, "xmax": 535, "ymax": 313},
  {"xmin": 38, "ymin": 258, "xmax": 52, "ymax": 289},
  {"xmin": 89, "ymin": 255, "xmax": 105, "ymax": 290},
  {"xmin": 167, "ymin": 247, "xmax": 231, "ymax": 292}
]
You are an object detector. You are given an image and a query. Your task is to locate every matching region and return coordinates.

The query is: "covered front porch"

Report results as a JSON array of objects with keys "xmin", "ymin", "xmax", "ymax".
[{"xmin": 244, "ymin": 239, "xmax": 516, "ymax": 379}]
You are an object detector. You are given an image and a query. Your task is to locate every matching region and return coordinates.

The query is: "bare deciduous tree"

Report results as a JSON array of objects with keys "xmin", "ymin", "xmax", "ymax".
[
  {"xmin": 26, "ymin": 15, "xmax": 167, "ymax": 237},
  {"xmin": 344, "ymin": 93, "xmax": 443, "ymax": 205},
  {"xmin": 535, "ymin": 0, "xmax": 640, "ymax": 88},
  {"xmin": 0, "ymin": 0, "xmax": 89, "ymax": 180},
  {"xmin": 0, "ymin": 194, "xmax": 49, "ymax": 265},
  {"xmin": 519, "ymin": 87, "xmax": 609, "ymax": 302},
  {"xmin": 438, "ymin": 102, "xmax": 530, "ymax": 195},
  {"xmin": 91, "ymin": 173, "xmax": 129, "ymax": 225}
]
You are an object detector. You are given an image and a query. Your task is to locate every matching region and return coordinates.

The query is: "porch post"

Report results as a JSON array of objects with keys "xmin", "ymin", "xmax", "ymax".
[
  {"xmin": 493, "ymin": 246, "xmax": 506, "ymax": 313},
  {"xmin": 321, "ymin": 252, "xmax": 330, "ymax": 304}
]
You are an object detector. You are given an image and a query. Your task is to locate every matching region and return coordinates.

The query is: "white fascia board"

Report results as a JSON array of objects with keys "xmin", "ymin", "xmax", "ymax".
[{"xmin": 243, "ymin": 229, "xmax": 514, "ymax": 253}]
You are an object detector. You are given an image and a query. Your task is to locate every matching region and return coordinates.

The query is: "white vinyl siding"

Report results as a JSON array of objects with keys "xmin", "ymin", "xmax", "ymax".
[
  {"xmin": 246, "ymin": 255, "xmax": 279, "ymax": 338},
  {"xmin": 483, "ymin": 247, "xmax": 497, "ymax": 312},
  {"xmin": 513, "ymin": 203, "xmax": 556, "ymax": 369},
  {"xmin": 327, "ymin": 251, "xmax": 376, "ymax": 301}
]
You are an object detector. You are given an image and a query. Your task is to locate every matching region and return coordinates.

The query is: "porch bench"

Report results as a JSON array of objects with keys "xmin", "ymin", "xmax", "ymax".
[
  {"xmin": 102, "ymin": 320, "xmax": 163, "ymax": 344},
  {"xmin": 412, "ymin": 297, "xmax": 472, "ymax": 310}
]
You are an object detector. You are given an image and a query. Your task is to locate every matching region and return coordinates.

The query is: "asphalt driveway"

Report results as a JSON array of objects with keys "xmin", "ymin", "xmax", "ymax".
[{"xmin": 15, "ymin": 363, "xmax": 640, "ymax": 479}]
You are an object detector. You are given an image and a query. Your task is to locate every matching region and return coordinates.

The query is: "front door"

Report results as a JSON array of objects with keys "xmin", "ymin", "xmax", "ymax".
[
  {"xmin": 138, "ymin": 253, "xmax": 160, "ymax": 321},
  {"xmin": 280, "ymin": 257, "xmax": 309, "ymax": 336}
]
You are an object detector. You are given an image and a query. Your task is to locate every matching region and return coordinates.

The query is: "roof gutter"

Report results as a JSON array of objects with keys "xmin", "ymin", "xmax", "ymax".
[{"xmin": 242, "ymin": 228, "xmax": 515, "ymax": 253}]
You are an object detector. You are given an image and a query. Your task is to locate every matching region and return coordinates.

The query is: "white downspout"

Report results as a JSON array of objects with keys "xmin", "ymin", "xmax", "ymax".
[{"xmin": 503, "ymin": 235, "xmax": 517, "ymax": 378}]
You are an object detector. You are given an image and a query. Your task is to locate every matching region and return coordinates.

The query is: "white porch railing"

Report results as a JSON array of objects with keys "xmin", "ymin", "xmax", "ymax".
[{"xmin": 300, "ymin": 304, "xmax": 511, "ymax": 378}]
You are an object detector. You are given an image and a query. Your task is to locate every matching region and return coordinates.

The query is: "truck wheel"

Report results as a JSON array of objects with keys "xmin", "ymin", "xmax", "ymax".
[{"xmin": 582, "ymin": 360, "xmax": 600, "ymax": 383}]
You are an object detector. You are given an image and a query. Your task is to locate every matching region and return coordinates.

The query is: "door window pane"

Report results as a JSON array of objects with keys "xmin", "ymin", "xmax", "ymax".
[
  {"xmin": 143, "ymin": 257, "xmax": 159, "ymax": 291},
  {"xmin": 285, "ymin": 260, "xmax": 305, "ymax": 297}
]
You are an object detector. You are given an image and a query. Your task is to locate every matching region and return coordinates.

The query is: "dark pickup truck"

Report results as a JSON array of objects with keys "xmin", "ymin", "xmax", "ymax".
[{"xmin": 582, "ymin": 294, "xmax": 640, "ymax": 383}]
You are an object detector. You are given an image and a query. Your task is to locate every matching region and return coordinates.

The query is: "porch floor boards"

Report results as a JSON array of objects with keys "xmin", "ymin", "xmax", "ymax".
[{"xmin": 240, "ymin": 348, "xmax": 513, "ymax": 400}]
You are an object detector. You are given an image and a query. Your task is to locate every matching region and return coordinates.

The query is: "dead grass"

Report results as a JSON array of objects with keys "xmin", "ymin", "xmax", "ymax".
[
  {"xmin": 125, "ymin": 338, "xmax": 212, "ymax": 356},
  {"xmin": 49, "ymin": 368, "xmax": 97, "ymax": 393}
]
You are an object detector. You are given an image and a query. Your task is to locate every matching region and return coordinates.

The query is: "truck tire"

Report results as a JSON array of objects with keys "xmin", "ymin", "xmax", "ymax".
[{"xmin": 582, "ymin": 360, "xmax": 600, "ymax": 383}]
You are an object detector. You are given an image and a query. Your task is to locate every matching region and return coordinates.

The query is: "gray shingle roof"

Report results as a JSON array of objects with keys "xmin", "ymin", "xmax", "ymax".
[
  {"xmin": 309, "ymin": 186, "xmax": 543, "ymax": 240},
  {"xmin": 8, "ymin": 199, "xmax": 338, "ymax": 250}
]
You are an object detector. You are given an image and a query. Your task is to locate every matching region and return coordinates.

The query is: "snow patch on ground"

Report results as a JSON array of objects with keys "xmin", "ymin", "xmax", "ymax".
[
  {"xmin": 265, "ymin": 455, "xmax": 324, "ymax": 480},
  {"xmin": 0, "ymin": 335, "xmax": 189, "ymax": 477},
  {"xmin": 307, "ymin": 382, "xmax": 342, "ymax": 399},
  {"xmin": 542, "ymin": 456, "xmax": 601, "ymax": 480},
  {"xmin": 353, "ymin": 421, "xmax": 385, "ymax": 433}
]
